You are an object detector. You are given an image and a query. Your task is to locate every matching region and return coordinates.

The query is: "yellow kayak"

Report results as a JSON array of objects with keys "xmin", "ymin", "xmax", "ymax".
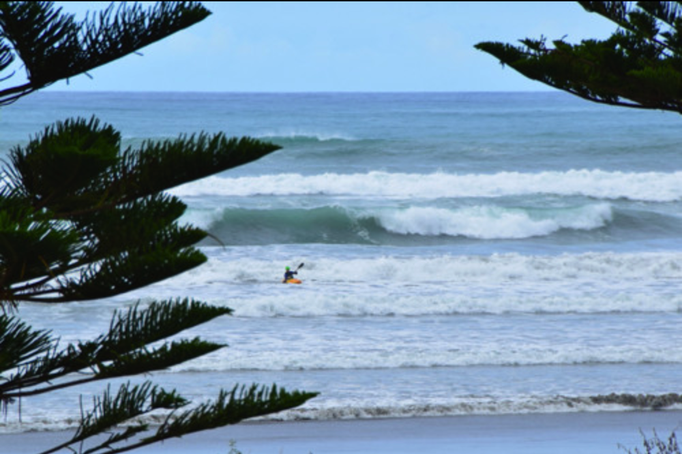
[{"xmin": 284, "ymin": 278, "xmax": 302, "ymax": 284}]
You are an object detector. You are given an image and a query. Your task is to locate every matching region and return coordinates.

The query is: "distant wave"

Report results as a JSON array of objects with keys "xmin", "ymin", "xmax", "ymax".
[
  {"xmin": 255, "ymin": 131, "xmax": 358, "ymax": 143},
  {"xmin": 196, "ymin": 203, "xmax": 616, "ymax": 245},
  {"xmin": 169, "ymin": 170, "xmax": 682, "ymax": 202}
]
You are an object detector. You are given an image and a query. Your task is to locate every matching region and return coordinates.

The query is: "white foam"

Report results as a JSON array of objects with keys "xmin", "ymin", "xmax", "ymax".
[
  {"xmin": 177, "ymin": 338, "xmax": 682, "ymax": 372},
  {"xmin": 132, "ymin": 251, "xmax": 682, "ymax": 317},
  {"xmin": 255, "ymin": 130, "xmax": 357, "ymax": 142},
  {"xmin": 168, "ymin": 170, "xmax": 682, "ymax": 202},
  {"xmin": 371, "ymin": 204, "xmax": 612, "ymax": 239}
]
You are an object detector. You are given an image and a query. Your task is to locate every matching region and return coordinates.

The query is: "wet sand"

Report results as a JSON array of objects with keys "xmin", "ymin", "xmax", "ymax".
[{"xmin": 6, "ymin": 411, "xmax": 682, "ymax": 454}]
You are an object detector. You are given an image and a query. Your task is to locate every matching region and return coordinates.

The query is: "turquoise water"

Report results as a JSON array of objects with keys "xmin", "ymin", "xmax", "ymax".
[{"xmin": 2, "ymin": 91, "xmax": 682, "ymax": 433}]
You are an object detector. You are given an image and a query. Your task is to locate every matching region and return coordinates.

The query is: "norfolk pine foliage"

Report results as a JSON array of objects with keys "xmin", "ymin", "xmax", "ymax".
[
  {"xmin": 475, "ymin": 1, "xmax": 682, "ymax": 114},
  {"xmin": 0, "ymin": 2, "xmax": 316, "ymax": 453}
]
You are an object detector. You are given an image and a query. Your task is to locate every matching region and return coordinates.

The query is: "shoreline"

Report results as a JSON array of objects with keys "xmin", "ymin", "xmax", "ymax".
[{"xmin": 5, "ymin": 411, "xmax": 682, "ymax": 454}]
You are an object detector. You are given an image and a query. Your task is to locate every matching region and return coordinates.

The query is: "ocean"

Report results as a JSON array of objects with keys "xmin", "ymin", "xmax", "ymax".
[{"xmin": 2, "ymin": 91, "xmax": 682, "ymax": 434}]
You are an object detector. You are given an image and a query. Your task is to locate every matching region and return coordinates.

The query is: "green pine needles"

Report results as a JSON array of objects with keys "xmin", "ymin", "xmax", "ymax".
[
  {"xmin": 0, "ymin": 299, "xmax": 317, "ymax": 454},
  {"xmin": 0, "ymin": 2, "xmax": 213, "ymax": 104},
  {"xmin": 0, "ymin": 2, "xmax": 317, "ymax": 453},
  {"xmin": 0, "ymin": 298, "xmax": 318, "ymax": 452},
  {"xmin": 0, "ymin": 117, "xmax": 281, "ymax": 306},
  {"xmin": 475, "ymin": 1, "xmax": 682, "ymax": 114}
]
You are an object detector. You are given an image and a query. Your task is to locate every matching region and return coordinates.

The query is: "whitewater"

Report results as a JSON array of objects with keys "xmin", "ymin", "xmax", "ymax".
[{"xmin": 2, "ymin": 91, "xmax": 682, "ymax": 434}]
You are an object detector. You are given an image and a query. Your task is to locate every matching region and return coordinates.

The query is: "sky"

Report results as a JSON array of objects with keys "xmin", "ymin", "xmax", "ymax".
[{"xmin": 43, "ymin": 1, "xmax": 617, "ymax": 93}]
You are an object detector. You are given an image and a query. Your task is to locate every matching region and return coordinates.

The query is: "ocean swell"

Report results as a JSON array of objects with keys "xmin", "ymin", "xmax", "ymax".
[{"xmin": 197, "ymin": 203, "xmax": 615, "ymax": 245}]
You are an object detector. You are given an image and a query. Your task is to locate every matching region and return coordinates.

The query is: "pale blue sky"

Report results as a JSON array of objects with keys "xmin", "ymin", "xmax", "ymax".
[{"xmin": 48, "ymin": 1, "xmax": 616, "ymax": 92}]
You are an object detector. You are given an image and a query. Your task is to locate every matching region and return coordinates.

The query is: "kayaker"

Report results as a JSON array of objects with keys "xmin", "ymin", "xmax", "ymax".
[{"xmin": 282, "ymin": 266, "xmax": 298, "ymax": 283}]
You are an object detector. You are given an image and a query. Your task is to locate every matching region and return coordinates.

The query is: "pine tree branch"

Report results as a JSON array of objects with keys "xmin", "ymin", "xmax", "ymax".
[
  {"xmin": 116, "ymin": 134, "xmax": 282, "ymax": 202},
  {"xmin": 475, "ymin": 1, "xmax": 682, "ymax": 115},
  {"xmin": 0, "ymin": 39, "xmax": 14, "ymax": 72},
  {"xmin": 0, "ymin": 315, "xmax": 53, "ymax": 411},
  {"xmin": 0, "ymin": 315, "xmax": 52, "ymax": 369},
  {"xmin": 0, "ymin": 2, "xmax": 212, "ymax": 105},
  {"xmin": 88, "ymin": 384, "xmax": 319, "ymax": 454},
  {"xmin": 97, "ymin": 299, "xmax": 232, "ymax": 355},
  {"xmin": 55, "ymin": 247, "xmax": 208, "ymax": 302},
  {"xmin": 38, "ymin": 383, "xmax": 317, "ymax": 454},
  {"xmin": 95, "ymin": 338, "xmax": 225, "ymax": 380},
  {"xmin": 1, "ymin": 299, "xmax": 232, "ymax": 399},
  {"xmin": 148, "ymin": 385, "xmax": 318, "ymax": 448},
  {"xmin": 1, "ymin": 118, "xmax": 281, "ymax": 305},
  {"xmin": 38, "ymin": 381, "xmax": 188, "ymax": 454}
]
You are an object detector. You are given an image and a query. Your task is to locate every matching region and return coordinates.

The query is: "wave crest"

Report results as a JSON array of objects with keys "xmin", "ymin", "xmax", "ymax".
[
  {"xmin": 170, "ymin": 170, "xmax": 682, "ymax": 202},
  {"xmin": 194, "ymin": 203, "xmax": 615, "ymax": 245}
]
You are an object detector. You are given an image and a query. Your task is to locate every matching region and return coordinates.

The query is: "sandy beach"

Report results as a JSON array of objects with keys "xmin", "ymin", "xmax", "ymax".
[{"xmin": 6, "ymin": 411, "xmax": 682, "ymax": 454}]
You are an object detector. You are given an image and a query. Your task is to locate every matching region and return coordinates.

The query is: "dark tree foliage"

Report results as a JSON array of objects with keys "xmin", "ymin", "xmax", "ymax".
[
  {"xmin": 0, "ymin": 1, "xmax": 212, "ymax": 105},
  {"xmin": 475, "ymin": 1, "xmax": 682, "ymax": 114},
  {"xmin": 1, "ymin": 117, "xmax": 280, "ymax": 306},
  {"xmin": 0, "ymin": 2, "xmax": 317, "ymax": 453}
]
